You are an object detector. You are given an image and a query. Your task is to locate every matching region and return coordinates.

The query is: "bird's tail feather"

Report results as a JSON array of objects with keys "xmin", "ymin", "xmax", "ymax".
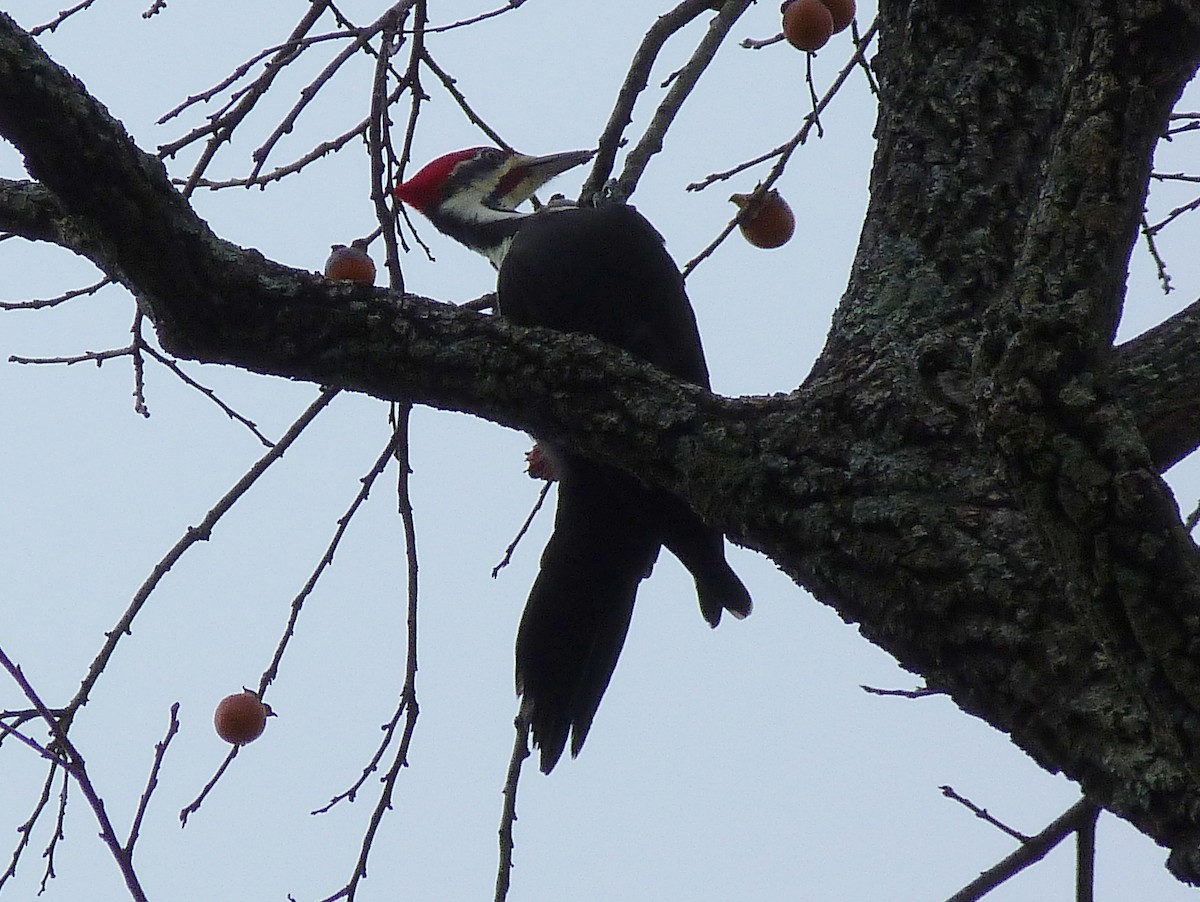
[
  {"xmin": 655, "ymin": 491, "xmax": 753, "ymax": 626},
  {"xmin": 515, "ymin": 471, "xmax": 658, "ymax": 773}
]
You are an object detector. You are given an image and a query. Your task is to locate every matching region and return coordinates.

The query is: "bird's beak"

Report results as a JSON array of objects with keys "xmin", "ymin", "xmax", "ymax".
[{"xmin": 500, "ymin": 149, "xmax": 595, "ymax": 207}]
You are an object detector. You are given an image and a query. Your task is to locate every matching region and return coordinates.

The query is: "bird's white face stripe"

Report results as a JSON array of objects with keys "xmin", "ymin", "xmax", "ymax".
[{"xmin": 440, "ymin": 186, "xmax": 522, "ymax": 225}]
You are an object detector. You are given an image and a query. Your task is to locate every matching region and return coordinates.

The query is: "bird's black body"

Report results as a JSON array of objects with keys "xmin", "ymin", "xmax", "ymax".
[
  {"xmin": 499, "ymin": 205, "xmax": 709, "ymax": 381},
  {"xmin": 395, "ymin": 148, "xmax": 751, "ymax": 772},
  {"xmin": 500, "ymin": 204, "xmax": 751, "ymax": 769}
]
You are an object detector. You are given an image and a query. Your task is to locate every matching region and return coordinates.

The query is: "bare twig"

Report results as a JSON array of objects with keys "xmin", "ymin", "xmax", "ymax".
[
  {"xmin": 682, "ymin": 17, "xmax": 879, "ymax": 276},
  {"xmin": 391, "ymin": 0, "xmax": 435, "ymax": 263},
  {"xmin": 172, "ymin": 2, "xmax": 335, "ymax": 194},
  {"xmin": 368, "ymin": 8, "xmax": 407, "ymax": 292},
  {"xmin": 317, "ymin": 403, "xmax": 421, "ymax": 902},
  {"xmin": 158, "ymin": 31, "xmax": 352, "ymax": 126},
  {"xmin": 257, "ymin": 414, "xmax": 408, "ymax": 696},
  {"xmin": 741, "ymin": 32, "xmax": 786, "ymax": 50},
  {"xmin": 41, "ymin": 770, "xmax": 68, "ymax": 893},
  {"xmin": 422, "ymin": 0, "xmax": 529, "ymax": 34},
  {"xmin": 581, "ymin": 0, "xmax": 731, "ymax": 201},
  {"xmin": 310, "ymin": 693, "xmax": 407, "ymax": 815},
  {"xmin": 1076, "ymin": 803, "xmax": 1098, "ymax": 902},
  {"xmin": 0, "ymin": 764, "xmax": 58, "ymax": 890},
  {"xmin": 1140, "ymin": 214, "xmax": 1173, "ymax": 294},
  {"xmin": 173, "ymin": 110, "xmax": 380, "ymax": 191},
  {"xmin": 804, "ymin": 50, "xmax": 824, "ymax": 139},
  {"xmin": 9, "ymin": 345, "xmax": 133, "ymax": 367},
  {"xmin": 130, "ymin": 309, "xmax": 150, "ymax": 417},
  {"xmin": 1145, "ymin": 194, "xmax": 1200, "ymax": 235},
  {"xmin": 1151, "ymin": 171, "xmax": 1200, "ymax": 184},
  {"xmin": 31, "ymin": 0, "xmax": 100, "ymax": 35},
  {"xmin": 247, "ymin": 4, "xmax": 413, "ymax": 185},
  {"xmin": 0, "ymin": 647, "xmax": 149, "ymax": 901},
  {"xmin": 125, "ymin": 703, "xmax": 180, "ymax": 857},
  {"xmin": 11, "ymin": 297, "xmax": 147, "ymax": 420},
  {"xmin": 615, "ymin": 0, "xmax": 756, "ymax": 198},
  {"xmin": 0, "ymin": 276, "xmax": 111, "ymax": 311},
  {"xmin": 179, "ymin": 748, "xmax": 239, "ymax": 827},
  {"xmin": 491, "ymin": 481, "xmax": 553, "ymax": 578},
  {"xmin": 860, "ymin": 683, "xmax": 942, "ymax": 699},
  {"xmin": 494, "ymin": 704, "xmax": 531, "ymax": 902},
  {"xmin": 62, "ymin": 389, "xmax": 339, "ymax": 734},
  {"xmin": 143, "ymin": 346, "xmax": 274, "ymax": 446},
  {"xmin": 944, "ymin": 798, "xmax": 1100, "ymax": 902},
  {"xmin": 940, "ymin": 785, "xmax": 1031, "ymax": 842}
]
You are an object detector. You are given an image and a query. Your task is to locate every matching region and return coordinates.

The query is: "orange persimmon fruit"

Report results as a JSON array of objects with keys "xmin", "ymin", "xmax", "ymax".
[
  {"xmin": 822, "ymin": 0, "xmax": 855, "ymax": 33},
  {"xmin": 730, "ymin": 190, "xmax": 796, "ymax": 249},
  {"xmin": 782, "ymin": 0, "xmax": 834, "ymax": 52},
  {"xmin": 214, "ymin": 691, "xmax": 272, "ymax": 745},
  {"xmin": 323, "ymin": 239, "xmax": 376, "ymax": 284}
]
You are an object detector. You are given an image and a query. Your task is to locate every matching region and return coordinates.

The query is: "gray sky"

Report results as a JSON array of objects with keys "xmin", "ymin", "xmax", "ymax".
[{"xmin": 2, "ymin": 2, "xmax": 1199, "ymax": 899}]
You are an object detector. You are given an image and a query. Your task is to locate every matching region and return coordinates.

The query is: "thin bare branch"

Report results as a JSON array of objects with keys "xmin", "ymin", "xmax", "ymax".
[
  {"xmin": 1076, "ymin": 804, "xmax": 1098, "ymax": 902},
  {"xmin": 130, "ymin": 309, "xmax": 149, "ymax": 418},
  {"xmin": 0, "ymin": 763, "xmax": 58, "ymax": 890},
  {"xmin": 9, "ymin": 345, "xmax": 132, "ymax": 367},
  {"xmin": 860, "ymin": 683, "xmax": 942, "ymax": 699},
  {"xmin": 368, "ymin": 10, "xmax": 406, "ymax": 291},
  {"xmin": 124, "ymin": 702, "xmax": 180, "ymax": 857},
  {"xmin": 317, "ymin": 404, "xmax": 421, "ymax": 902},
  {"xmin": 423, "ymin": 0, "xmax": 529, "ymax": 34},
  {"xmin": 179, "ymin": 748, "xmax": 239, "ymax": 827},
  {"xmin": 247, "ymin": 3, "xmax": 413, "ymax": 185},
  {"xmin": 170, "ymin": 2, "xmax": 335, "ymax": 194},
  {"xmin": 0, "ymin": 647, "xmax": 149, "ymax": 901},
  {"xmin": 944, "ymin": 799, "xmax": 1100, "ymax": 902},
  {"xmin": 614, "ymin": 0, "xmax": 756, "ymax": 200},
  {"xmin": 1146, "ymin": 194, "xmax": 1200, "ymax": 235},
  {"xmin": 940, "ymin": 785, "xmax": 1031, "ymax": 843},
  {"xmin": 257, "ymin": 413, "xmax": 407, "ymax": 696},
  {"xmin": 143, "ymin": 346, "xmax": 274, "ymax": 447},
  {"xmin": 41, "ymin": 769, "xmax": 68, "ymax": 893},
  {"xmin": 157, "ymin": 31, "xmax": 352, "ymax": 126},
  {"xmin": 494, "ymin": 705, "xmax": 531, "ymax": 902},
  {"xmin": 491, "ymin": 481, "xmax": 553, "ymax": 578},
  {"xmin": 1140, "ymin": 214, "xmax": 1174, "ymax": 294},
  {"xmin": 30, "ymin": 0, "xmax": 100, "ymax": 35},
  {"xmin": 62, "ymin": 389, "xmax": 339, "ymax": 734},
  {"xmin": 0, "ymin": 276, "xmax": 111, "ymax": 311},
  {"xmin": 682, "ymin": 17, "xmax": 878, "ymax": 276},
  {"xmin": 581, "ymin": 0, "xmax": 728, "ymax": 201}
]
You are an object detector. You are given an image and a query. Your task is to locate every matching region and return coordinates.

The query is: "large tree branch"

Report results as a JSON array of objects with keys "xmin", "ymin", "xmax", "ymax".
[
  {"xmin": 1113, "ymin": 297, "xmax": 1200, "ymax": 471},
  {"xmin": 823, "ymin": 0, "xmax": 1200, "ymax": 880},
  {"xmin": 971, "ymin": 9, "xmax": 1200, "ymax": 881}
]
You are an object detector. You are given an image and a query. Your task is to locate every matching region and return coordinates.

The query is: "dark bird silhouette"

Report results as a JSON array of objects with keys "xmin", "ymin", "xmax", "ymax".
[{"xmin": 396, "ymin": 147, "xmax": 751, "ymax": 771}]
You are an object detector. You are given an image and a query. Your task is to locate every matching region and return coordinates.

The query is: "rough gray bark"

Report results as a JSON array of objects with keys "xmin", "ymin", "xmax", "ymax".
[{"xmin": 5, "ymin": 1, "xmax": 1200, "ymax": 882}]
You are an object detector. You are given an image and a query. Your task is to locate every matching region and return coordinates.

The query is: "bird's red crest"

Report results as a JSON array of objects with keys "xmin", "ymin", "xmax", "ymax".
[{"xmin": 394, "ymin": 147, "xmax": 489, "ymax": 212}]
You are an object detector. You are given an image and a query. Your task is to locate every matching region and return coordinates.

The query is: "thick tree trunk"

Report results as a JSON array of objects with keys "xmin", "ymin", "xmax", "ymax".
[{"xmin": 4, "ymin": 1, "xmax": 1200, "ymax": 881}]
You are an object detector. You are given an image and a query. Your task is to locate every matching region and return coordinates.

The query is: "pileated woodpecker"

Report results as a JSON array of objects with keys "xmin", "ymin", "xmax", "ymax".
[{"xmin": 395, "ymin": 147, "xmax": 751, "ymax": 772}]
